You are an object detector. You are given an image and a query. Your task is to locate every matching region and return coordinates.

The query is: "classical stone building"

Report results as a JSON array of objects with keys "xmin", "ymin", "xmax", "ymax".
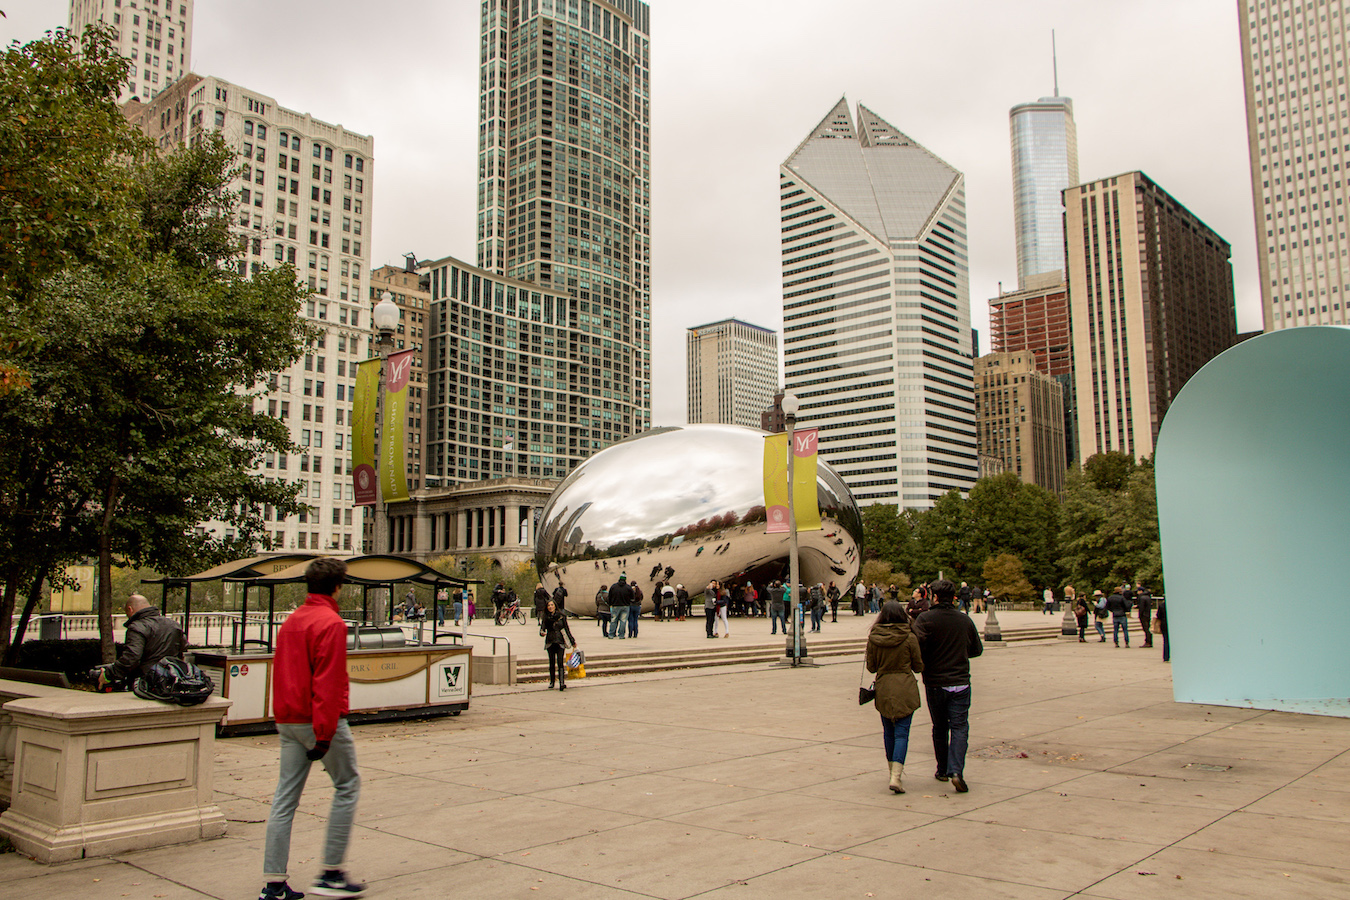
[{"xmin": 381, "ymin": 477, "xmax": 559, "ymax": 569}]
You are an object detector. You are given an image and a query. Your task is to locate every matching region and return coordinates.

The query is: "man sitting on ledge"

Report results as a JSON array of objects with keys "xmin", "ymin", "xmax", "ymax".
[{"xmin": 97, "ymin": 594, "xmax": 184, "ymax": 689}]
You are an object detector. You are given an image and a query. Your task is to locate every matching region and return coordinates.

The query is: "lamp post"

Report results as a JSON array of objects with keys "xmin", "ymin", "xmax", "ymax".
[
  {"xmin": 782, "ymin": 391, "xmax": 806, "ymax": 666},
  {"xmin": 370, "ymin": 291, "xmax": 399, "ymax": 623}
]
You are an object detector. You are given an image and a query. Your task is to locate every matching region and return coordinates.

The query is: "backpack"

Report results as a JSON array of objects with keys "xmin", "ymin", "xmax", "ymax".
[{"xmin": 133, "ymin": 657, "xmax": 215, "ymax": 706}]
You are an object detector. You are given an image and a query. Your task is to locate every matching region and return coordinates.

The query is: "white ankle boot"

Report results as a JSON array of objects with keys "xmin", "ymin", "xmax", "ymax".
[{"xmin": 888, "ymin": 761, "xmax": 905, "ymax": 794}]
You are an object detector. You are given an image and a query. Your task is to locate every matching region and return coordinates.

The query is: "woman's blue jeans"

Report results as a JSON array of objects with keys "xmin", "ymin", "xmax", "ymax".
[{"xmin": 881, "ymin": 713, "xmax": 914, "ymax": 763}]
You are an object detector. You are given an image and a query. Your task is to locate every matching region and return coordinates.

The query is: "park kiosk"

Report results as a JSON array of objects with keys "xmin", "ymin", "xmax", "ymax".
[{"xmin": 162, "ymin": 554, "xmax": 481, "ymax": 735}]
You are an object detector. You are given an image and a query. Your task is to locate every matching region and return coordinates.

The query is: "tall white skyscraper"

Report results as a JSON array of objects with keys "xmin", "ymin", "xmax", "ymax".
[
  {"xmin": 130, "ymin": 76, "xmax": 375, "ymax": 554},
  {"xmin": 686, "ymin": 318, "xmax": 778, "ymax": 428},
  {"xmin": 1009, "ymin": 94, "xmax": 1078, "ymax": 287},
  {"xmin": 780, "ymin": 99, "xmax": 976, "ymax": 509},
  {"xmin": 1239, "ymin": 0, "xmax": 1350, "ymax": 329},
  {"xmin": 69, "ymin": 0, "xmax": 193, "ymax": 105}
]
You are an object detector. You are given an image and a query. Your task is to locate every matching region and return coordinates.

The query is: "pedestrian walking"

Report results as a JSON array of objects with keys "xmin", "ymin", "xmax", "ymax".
[
  {"xmin": 1092, "ymin": 589, "xmax": 1108, "ymax": 642},
  {"xmin": 827, "ymin": 581, "xmax": 841, "ymax": 622},
  {"xmin": 629, "ymin": 582, "xmax": 643, "ymax": 638},
  {"xmin": 704, "ymin": 579, "xmax": 719, "ymax": 639},
  {"xmin": 716, "ymin": 584, "xmax": 731, "ymax": 637},
  {"xmin": 1043, "ymin": 587, "xmax": 1054, "ymax": 615},
  {"xmin": 608, "ymin": 574, "xmax": 633, "ymax": 639},
  {"xmin": 808, "ymin": 583, "xmax": 825, "ymax": 632},
  {"xmin": 912, "ymin": 579, "xmax": 983, "ymax": 794},
  {"xmin": 675, "ymin": 583, "xmax": 689, "ymax": 620},
  {"xmin": 540, "ymin": 599, "xmax": 576, "ymax": 690},
  {"xmin": 1106, "ymin": 584, "xmax": 1132, "ymax": 647},
  {"xmin": 259, "ymin": 557, "xmax": 364, "ymax": 900},
  {"xmin": 595, "ymin": 584, "xmax": 611, "ymax": 633},
  {"xmin": 1156, "ymin": 597, "xmax": 1170, "ymax": 662},
  {"xmin": 957, "ymin": 582, "xmax": 972, "ymax": 614},
  {"xmin": 865, "ymin": 600, "xmax": 924, "ymax": 795},
  {"xmin": 768, "ymin": 580, "xmax": 787, "ymax": 634},
  {"xmin": 854, "ymin": 581, "xmax": 867, "ymax": 616},
  {"xmin": 1072, "ymin": 590, "xmax": 1089, "ymax": 642},
  {"xmin": 1135, "ymin": 584, "xmax": 1154, "ymax": 648},
  {"xmin": 435, "ymin": 588, "xmax": 447, "ymax": 626}
]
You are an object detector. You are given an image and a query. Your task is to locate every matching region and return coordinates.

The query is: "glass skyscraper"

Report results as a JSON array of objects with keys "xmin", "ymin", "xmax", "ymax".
[
  {"xmin": 1009, "ymin": 96, "xmax": 1078, "ymax": 287},
  {"xmin": 780, "ymin": 100, "xmax": 976, "ymax": 509},
  {"xmin": 477, "ymin": 0, "xmax": 652, "ymax": 458}
]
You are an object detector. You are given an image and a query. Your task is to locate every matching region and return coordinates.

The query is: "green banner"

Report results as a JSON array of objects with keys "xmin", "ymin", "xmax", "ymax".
[
  {"xmin": 352, "ymin": 358, "xmax": 380, "ymax": 505},
  {"xmin": 381, "ymin": 349, "xmax": 415, "ymax": 504}
]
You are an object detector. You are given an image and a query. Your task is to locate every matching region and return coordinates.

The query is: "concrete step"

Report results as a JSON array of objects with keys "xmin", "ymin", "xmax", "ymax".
[{"xmin": 516, "ymin": 625, "xmax": 1063, "ymax": 681}]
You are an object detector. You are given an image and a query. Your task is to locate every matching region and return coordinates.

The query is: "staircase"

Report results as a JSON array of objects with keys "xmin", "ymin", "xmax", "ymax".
[{"xmin": 517, "ymin": 637, "xmax": 865, "ymax": 682}]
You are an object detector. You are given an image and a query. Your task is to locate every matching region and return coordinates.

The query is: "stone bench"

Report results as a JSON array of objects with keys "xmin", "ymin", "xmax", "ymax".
[{"xmin": 0, "ymin": 679, "xmax": 230, "ymax": 863}]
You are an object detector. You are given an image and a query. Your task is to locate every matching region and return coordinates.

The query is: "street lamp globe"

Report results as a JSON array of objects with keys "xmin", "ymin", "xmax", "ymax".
[
  {"xmin": 781, "ymin": 392, "xmax": 799, "ymax": 417},
  {"xmin": 373, "ymin": 291, "xmax": 399, "ymax": 335}
]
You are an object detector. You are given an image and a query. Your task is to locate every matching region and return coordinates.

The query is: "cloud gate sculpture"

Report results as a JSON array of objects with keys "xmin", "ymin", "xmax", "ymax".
[{"xmin": 535, "ymin": 425, "xmax": 862, "ymax": 615}]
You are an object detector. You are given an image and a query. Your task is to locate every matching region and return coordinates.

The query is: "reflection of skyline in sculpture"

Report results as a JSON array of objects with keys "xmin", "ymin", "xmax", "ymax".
[{"xmin": 535, "ymin": 425, "xmax": 863, "ymax": 615}]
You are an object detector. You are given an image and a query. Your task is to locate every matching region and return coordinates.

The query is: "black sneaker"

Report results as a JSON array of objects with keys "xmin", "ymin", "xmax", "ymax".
[
  {"xmin": 259, "ymin": 883, "xmax": 305, "ymax": 900},
  {"xmin": 310, "ymin": 871, "xmax": 365, "ymax": 898},
  {"xmin": 934, "ymin": 771, "xmax": 950, "ymax": 782},
  {"xmin": 950, "ymin": 774, "xmax": 969, "ymax": 793}
]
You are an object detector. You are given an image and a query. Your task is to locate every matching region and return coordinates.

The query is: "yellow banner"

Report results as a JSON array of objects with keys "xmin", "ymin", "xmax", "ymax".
[
  {"xmin": 763, "ymin": 433, "xmax": 790, "ymax": 533},
  {"xmin": 791, "ymin": 428, "xmax": 821, "ymax": 531},
  {"xmin": 352, "ymin": 359, "xmax": 380, "ymax": 505},
  {"xmin": 381, "ymin": 349, "xmax": 415, "ymax": 504}
]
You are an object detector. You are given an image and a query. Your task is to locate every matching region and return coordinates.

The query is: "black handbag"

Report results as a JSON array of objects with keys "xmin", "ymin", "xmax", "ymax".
[{"xmin": 858, "ymin": 658, "xmax": 876, "ymax": 705}]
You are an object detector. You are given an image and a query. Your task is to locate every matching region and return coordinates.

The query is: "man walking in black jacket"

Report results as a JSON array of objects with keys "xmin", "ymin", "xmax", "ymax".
[{"xmin": 912, "ymin": 579, "xmax": 983, "ymax": 793}]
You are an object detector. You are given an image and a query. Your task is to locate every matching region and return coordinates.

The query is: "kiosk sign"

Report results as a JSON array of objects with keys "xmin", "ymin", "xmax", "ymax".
[{"xmin": 436, "ymin": 660, "xmax": 468, "ymax": 701}]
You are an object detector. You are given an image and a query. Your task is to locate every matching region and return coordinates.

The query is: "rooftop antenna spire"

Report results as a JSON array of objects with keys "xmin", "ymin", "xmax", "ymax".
[{"xmin": 1052, "ymin": 29, "xmax": 1059, "ymax": 96}]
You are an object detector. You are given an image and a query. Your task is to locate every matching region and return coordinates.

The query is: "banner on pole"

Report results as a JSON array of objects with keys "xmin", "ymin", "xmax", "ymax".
[
  {"xmin": 763, "ymin": 433, "xmax": 790, "ymax": 533},
  {"xmin": 791, "ymin": 428, "xmax": 821, "ymax": 532},
  {"xmin": 381, "ymin": 349, "xmax": 416, "ymax": 504},
  {"xmin": 763, "ymin": 428, "xmax": 821, "ymax": 533},
  {"xmin": 352, "ymin": 358, "xmax": 380, "ymax": 506}
]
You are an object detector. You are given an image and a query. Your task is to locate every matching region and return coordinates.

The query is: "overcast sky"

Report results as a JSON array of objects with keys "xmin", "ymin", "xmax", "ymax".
[{"xmin": 8, "ymin": 1, "xmax": 1260, "ymax": 426}]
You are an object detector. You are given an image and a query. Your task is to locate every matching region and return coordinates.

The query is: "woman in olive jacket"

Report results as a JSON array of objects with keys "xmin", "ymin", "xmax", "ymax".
[
  {"xmin": 540, "ymin": 600, "xmax": 576, "ymax": 690},
  {"xmin": 865, "ymin": 600, "xmax": 925, "ymax": 794}
]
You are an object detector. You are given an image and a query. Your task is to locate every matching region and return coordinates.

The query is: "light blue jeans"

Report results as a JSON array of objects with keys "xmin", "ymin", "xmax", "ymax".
[
  {"xmin": 263, "ymin": 719, "xmax": 360, "ymax": 881},
  {"xmin": 610, "ymin": 604, "xmax": 628, "ymax": 638}
]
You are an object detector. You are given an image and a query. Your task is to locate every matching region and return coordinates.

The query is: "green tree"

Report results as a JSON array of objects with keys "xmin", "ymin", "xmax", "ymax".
[
  {"xmin": 982, "ymin": 553, "xmax": 1034, "ymax": 604},
  {"xmin": 964, "ymin": 473, "xmax": 1061, "ymax": 590},
  {"xmin": 0, "ymin": 26, "xmax": 146, "ymax": 380},
  {"xmin": 1058, "ymin": 456, "xmax": 1164, "ymax": 595},
  {"xmin": 912, "ymin": 489, "xmax": 975, "ymax": 582},
  {"xmin": 1083, "ymin": 451, "xmax": 1137, "ymax": 492},
  {"xmin": 0, "ymin": 123, "xmax": 313, "ymax": 660}
]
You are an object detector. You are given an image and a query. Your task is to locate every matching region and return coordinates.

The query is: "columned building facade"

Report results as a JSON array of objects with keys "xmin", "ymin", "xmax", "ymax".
[
  {"xmin": 1065, "ymin": 172, "xmax": 1237, "ymax": 461},
  {"xmin": 383, "ymin": 477, "xmax": 557, "ymax": 567},
  {"xmin": 779, "ymin": 99, "xmax": 976, "ymax": 508}
]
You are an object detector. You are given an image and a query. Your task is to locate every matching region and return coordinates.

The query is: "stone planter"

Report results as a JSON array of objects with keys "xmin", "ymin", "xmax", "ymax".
[{"xmin": 0, "ymin": 681, "xmax": 230, "ymax": 863}]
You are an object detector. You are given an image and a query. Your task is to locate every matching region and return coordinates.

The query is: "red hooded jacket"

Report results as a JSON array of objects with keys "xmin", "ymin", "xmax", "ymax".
[{"xmin": 272, "ymin": 592, "xmax": 349, "ymax": 742}]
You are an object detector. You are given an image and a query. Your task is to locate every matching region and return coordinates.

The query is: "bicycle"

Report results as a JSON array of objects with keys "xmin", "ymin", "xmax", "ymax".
[{"xmin": 494, "ymin": 597, "xmax": 528, "ymax": 626}]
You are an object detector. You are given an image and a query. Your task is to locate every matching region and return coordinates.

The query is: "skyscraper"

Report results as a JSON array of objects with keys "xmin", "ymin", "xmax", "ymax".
[
  {"xmin": 1239, "ymin": 0, "xmax": 1350, "ymax": 330},
  {"xmin": 780, "ymin": 99, "xmax": 976, "ymax": 509},
  {"xmin": 130, "ymin": 76, "xmax": 374, "ymax": 554},
  {"xmin": 1009, "ymin": 94, "xmax": 1078, "ymax": 287},
  {"xmin": 989, "ymin": 273, "xmax": 1077, "ymax": 463},
  {"xmin": 69, "ymin": 0, "xmax": 193, "ymax": 104},
  {"xmin": 477, "ymin": 0, "xmax": 652, "ymax": 459},
  {"xmin": 974, "ymin": 351, "xmax": 1066, "ymax": 496},
  {"xmin": 1065, "ymin": 172, "xmax": 1237, "ymax": 461},
  {"xmin": 686, "ymin": 319, "xmax": 778, "ymax": 428}
]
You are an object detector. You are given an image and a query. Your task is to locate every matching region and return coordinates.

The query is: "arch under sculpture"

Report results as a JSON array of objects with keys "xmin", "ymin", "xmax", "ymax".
[{"xmin": 1155, "ymin": 325, "xmax": 1350, "ymax": 717}]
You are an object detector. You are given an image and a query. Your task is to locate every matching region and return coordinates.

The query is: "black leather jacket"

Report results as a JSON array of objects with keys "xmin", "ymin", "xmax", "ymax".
[{"xmin": 108, "ymin": 607, "xmax": 185, "ymax": 681}]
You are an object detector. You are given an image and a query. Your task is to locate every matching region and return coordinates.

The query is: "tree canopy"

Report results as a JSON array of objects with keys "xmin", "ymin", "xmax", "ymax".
[
  {"xmin": 0, "ymin": 29, "xmax": 313, "ymax": 661},
  {"xmin": 859, "ymin": 459, "xmax": 1163, "ymax": 601}
]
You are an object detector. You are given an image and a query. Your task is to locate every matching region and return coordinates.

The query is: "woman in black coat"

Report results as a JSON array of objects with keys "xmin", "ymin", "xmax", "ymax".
[{"xmin": 540, "ymin": 599, "xmax": 576, "ymax": 690}]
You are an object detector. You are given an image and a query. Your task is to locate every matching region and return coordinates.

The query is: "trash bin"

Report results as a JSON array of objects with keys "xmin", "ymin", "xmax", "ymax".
[{"xmin": 38, "ymin": 615, "xmax": 63, "ymax": 641}]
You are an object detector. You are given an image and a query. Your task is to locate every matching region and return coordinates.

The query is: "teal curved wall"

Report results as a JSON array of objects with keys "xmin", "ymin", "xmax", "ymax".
[{"xmin": 1155, "ymin": 326, "xmax": 1350, "ymax": 717}]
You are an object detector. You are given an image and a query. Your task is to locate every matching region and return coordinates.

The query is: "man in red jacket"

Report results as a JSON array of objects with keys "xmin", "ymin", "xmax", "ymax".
[{"xmin": 260, "ymin": 557, "xmax": 365, "ymax": 900}]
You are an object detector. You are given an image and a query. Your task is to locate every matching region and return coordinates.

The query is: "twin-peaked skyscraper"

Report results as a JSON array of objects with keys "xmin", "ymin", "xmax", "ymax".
[{"xmin": 779, "ymin": 100, "xmax": 976, "ymax": 509}]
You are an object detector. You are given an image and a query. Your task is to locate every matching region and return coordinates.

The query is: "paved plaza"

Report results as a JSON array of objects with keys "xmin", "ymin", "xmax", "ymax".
[{"xmin": 2, "ymin": 614, "xmax": 1347, "ymax": 899}]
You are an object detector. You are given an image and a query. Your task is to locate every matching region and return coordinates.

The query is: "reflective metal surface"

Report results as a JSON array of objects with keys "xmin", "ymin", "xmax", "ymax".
[{"xmin": 536, "ymin": 425, "xmax": 862, "ymax": 615}]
